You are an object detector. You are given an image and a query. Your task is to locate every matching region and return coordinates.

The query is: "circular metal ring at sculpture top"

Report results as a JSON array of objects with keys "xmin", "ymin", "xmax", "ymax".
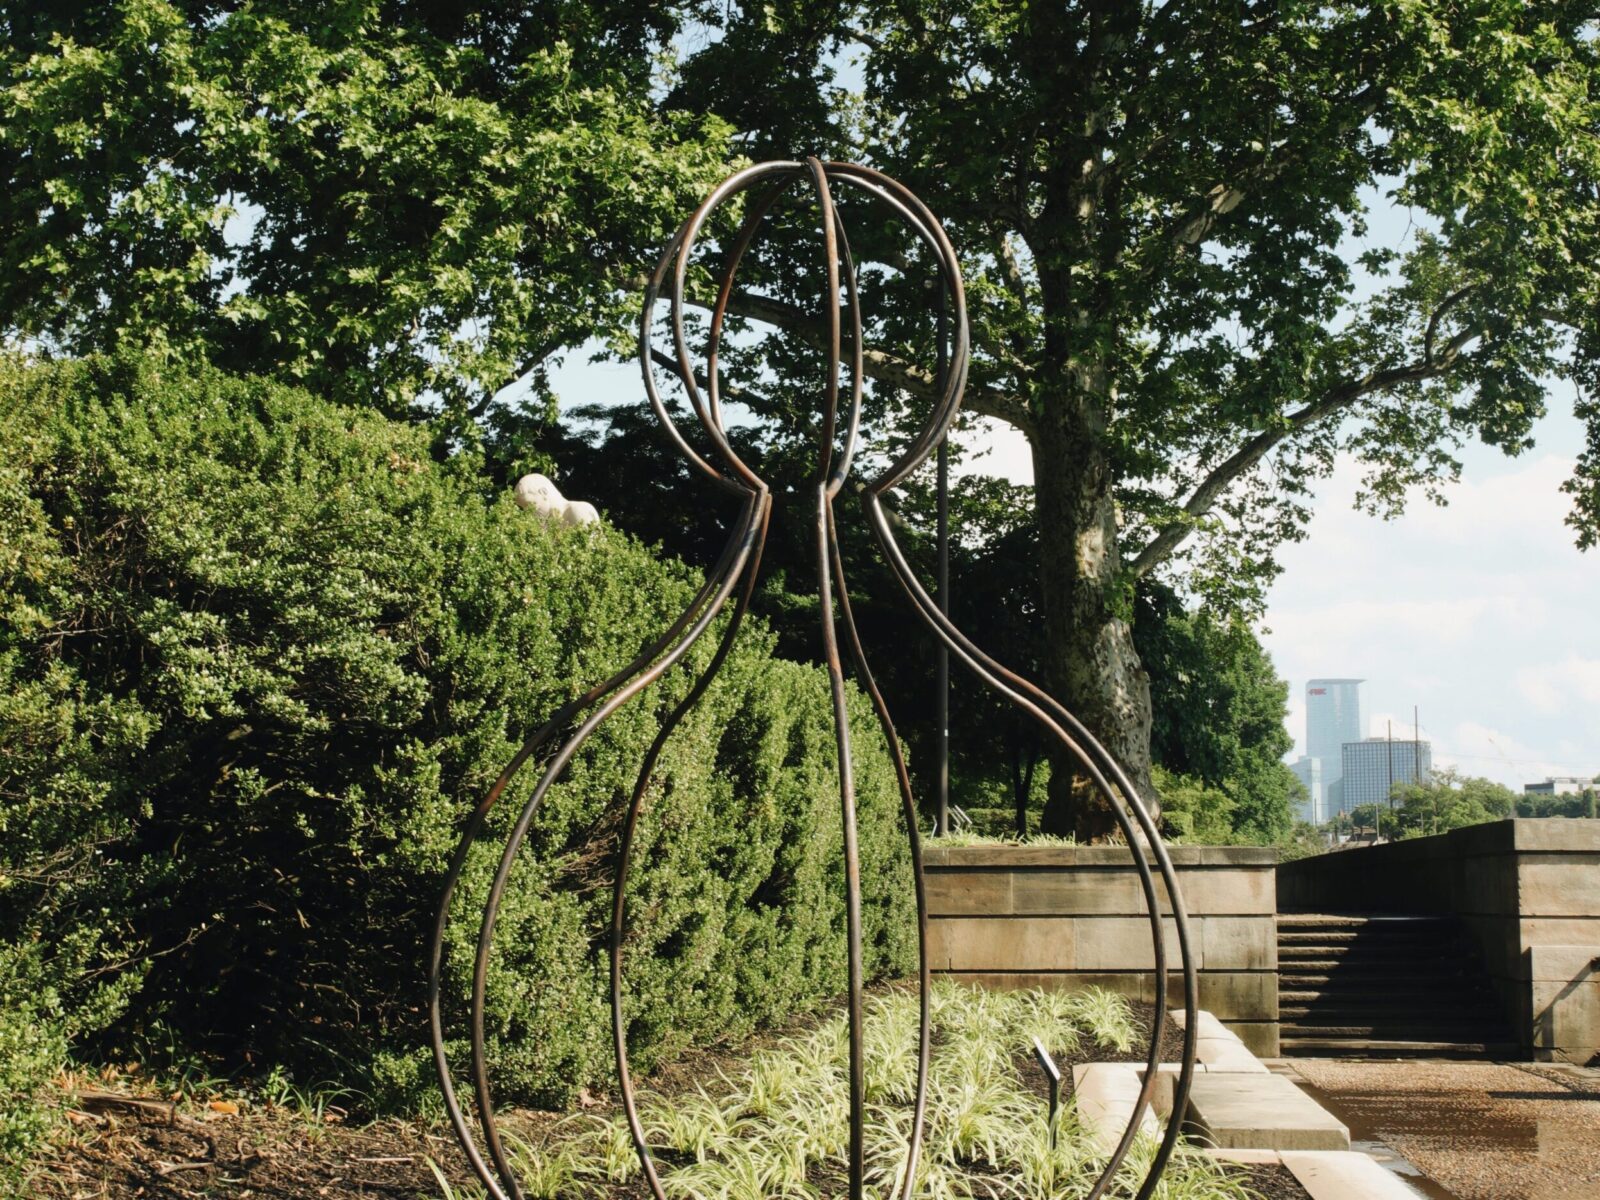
[{"xmin": 430, "ymin": 157, "xmax": 1198, "ymax": 1200}]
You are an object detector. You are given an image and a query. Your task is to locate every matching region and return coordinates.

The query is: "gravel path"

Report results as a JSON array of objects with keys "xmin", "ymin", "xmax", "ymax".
[{"xmin": 1287, "ymin": 1059, "xmax": 1600, "ymax": 1200}]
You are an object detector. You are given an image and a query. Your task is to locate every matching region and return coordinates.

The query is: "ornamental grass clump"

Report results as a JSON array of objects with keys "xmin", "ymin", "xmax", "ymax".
[{"xmin": 453, "ymin": 983, "xmax": 1261, "ymax": 1200}]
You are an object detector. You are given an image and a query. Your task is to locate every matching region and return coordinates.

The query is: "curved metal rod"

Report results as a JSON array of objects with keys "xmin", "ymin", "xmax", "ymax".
[
  {"xmin": 666, "ymin": 161, "xmax": 805, "ymax": 491},
  {"xmin": 796, "ymin": 155, "xmax": 873, "ymax": 1200},
  {"xmin": 641, "ymin": 163, "xmax": 804, "ymax": 492},
  {"xmin": 828, "ymin": 154, "xmax": 1198, "ymax": 1193},
  {"xmin": 610, "ymin": 496, "xmax": 772, "ymax": 1200},
  {"xmin": 823, "ymin": 164, "xmax": 970, "ymax": 493},
  {"xmin": 860, "ymin": 488, "xmax": 1197, "ymax": 1200},
  {"xmin": 427, "ymin": 490, "xmax": 765, "ymax": 1200},
  {"xmin": 438, "ymin": 157, "xmax": 1197, "ymax": 1200},
  {"xmin": 467, "ymin": 492, "xmax": 765, "ymax": 1199},
  {"xmin": 820, "ymin": 163, "xmax": 1193, "ymax": 1197},
  {"xmin": 827, "ymin": 504, "xmax": 931, "ymax": 1199}
]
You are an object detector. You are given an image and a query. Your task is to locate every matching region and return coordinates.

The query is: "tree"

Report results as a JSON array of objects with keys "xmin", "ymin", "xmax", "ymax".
[
  {"xmin": 1135, "ymin": 582, "xmax": 1298, "ymax": 842},
  {"xmin": 660, "ymin": 2, "xmax": 1600, "ymax": 837},
  {"xmin": 0, "ymin": 1, "xmax": 732, "ymax": 421},
  {"xmin": 1518, "ymin": 787, "xmax": 1599, "ymax": 818},
  {"xmin": 1386, "ymin": 768, "xmax": 1517, "ymax": 836}
]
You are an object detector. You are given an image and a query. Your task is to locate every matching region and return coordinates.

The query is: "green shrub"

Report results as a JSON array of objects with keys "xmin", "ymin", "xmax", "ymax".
[{"xmin": 0, "ymin": 352, "xmax": 914, "ymax": 1164}]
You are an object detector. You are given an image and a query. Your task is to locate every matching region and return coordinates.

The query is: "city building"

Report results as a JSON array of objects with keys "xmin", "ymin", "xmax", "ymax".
[
  {"xmin": 1290, "ymin": 756, "xmax": 1322, "ymax": 824},
  {"xmin": 1304, "ymin": 679, "xmax": 1362, "ymax": 822},
  {"xmin": 1340, "ymin": 735, "xmax": 1433, "ymax": 811},
  {"xmin": 1525, "ymin": 776, "xmax": 1597, "ymax": 796}
]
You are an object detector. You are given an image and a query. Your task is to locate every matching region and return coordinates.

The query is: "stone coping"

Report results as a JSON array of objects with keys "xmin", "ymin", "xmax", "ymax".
[
  {"xmin": 1282, "ymin": 818, "xmax": 1600, "ymax": 873},
  {"xmin": 1070, "ymin": 1062, "xmax": 1160, "ymax": 1155},
  {"xmin": 1184, "ymin": 1072, "xmax": 1350, "ymax": 1151},
  {"xmin": 922, "ymin": 844, "xmax": 1278, "ymax": 868},
  {"xmin": 1206, "ymin": 1150, "xmax": 1430, "ymax": 1199}
]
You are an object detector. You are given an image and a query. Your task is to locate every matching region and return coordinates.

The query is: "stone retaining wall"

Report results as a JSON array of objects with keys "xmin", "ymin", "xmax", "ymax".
[
  {"xmin": 1277, "ymin": 819, "xmax": 1600, "ymax": 1063},
  {"xmin": 924, "ymin": 844, "xmax": 1279, "ymax": 1055}
]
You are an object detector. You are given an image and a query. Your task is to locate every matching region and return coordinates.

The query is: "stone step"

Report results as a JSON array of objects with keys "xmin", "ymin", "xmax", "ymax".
[
  {"xmin": 1277, "ymin": 929, "xmax": 1449, "ymax": 946},
  {"xmin": 1279, "ymin": 967, "xmax": 1456, "ymax": 983},
  {"xmin": 1277, "ymin": 961, "xmax": 1475, "ymax": 978},
  {"xmin": 1273, "ymin": 1030, "xmax": 1497, "ymax": 1049},
  {"xmin": 1281, "ymin": 986, "xmax": 1498, "ymax": 1003},
  {"xmin": 1281, "ymin": 1149, "xmax": 1445, "ymax": 1199},
  {"xmin": 1280, "ymin": 1035, "xmax": 1517, "ymax": 1058},
  {"xmin": 1279, "ymin": 984, "xmax": 1488, "ymax": 1001},
  {"xmin": 1277, "ymin": 912, "xmax": 1451, "ymax": 927},
  {"xmin": 1273, "ymin": 947, "xmax": 1452, "ymax": 966},
  {"xmin": 1182, "ymin": 1072, "xmax": 1350, "ymax": 1151},
  {"xmin": 1280, "ymin": 1002, "xmax": 1500, "ymax": 1021}
]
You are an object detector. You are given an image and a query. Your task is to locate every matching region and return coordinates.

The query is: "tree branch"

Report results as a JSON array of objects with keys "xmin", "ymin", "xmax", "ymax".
[
  {"xmin": 1127, "ymin": 324, "xmax": 1480, "ymax": 579},
  {"xmin": 992, "ymin": 229, "xmax": 1029, "ymax": 304},
  {"xmin": 1131, "ymin": 84, "xmax": 1384, "ymax": 277},
  {"xmin": 468, "ymin": 336, "xmax": 564, "ymax": 418},
  {"xmin": 686, "ymin": 288, "xmax": 1038, "ymax": 436}
]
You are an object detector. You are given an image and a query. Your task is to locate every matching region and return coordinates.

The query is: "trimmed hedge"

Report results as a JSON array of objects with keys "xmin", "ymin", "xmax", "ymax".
[{"xmin": 0, "ymin": 353, "xmax": 915, "ymax": 1172}]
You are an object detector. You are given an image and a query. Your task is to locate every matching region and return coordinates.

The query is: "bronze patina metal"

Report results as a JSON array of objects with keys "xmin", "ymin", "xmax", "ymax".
[{"xmin": 430, "ymin": 158, "xmax": 1198, "ymax": 1200}]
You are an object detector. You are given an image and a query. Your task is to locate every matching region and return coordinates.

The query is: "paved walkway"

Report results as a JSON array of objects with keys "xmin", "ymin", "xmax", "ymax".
[{"xmin": 1281, "ymin": 1059, "xmax": 1600, "ymax": 1200}]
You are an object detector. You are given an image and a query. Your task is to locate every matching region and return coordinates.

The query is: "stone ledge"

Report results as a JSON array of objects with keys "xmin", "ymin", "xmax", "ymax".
[
  {"xmin": 926, "ymin": 868, "xmax": 1276, "ymax": 917},
  {"xmin": 923, "ymin": 844, "xmax": 1278, "ymax": 868},
  {"xmin": 1510, "ymin": 818, "xmax": 1600, "ymax": 853},
  {"xmin": 1280, "ymin": 1150, "xmax": 1428, "ymax": 1199},
  {"xmin": 937, "ymin": 971, "xmax": 1276, "ymax": 1022},
  {"xmin": 1170, "ymin": 1008, "xmax": 1271, "ymax": 1072},
  {"xmin": 1071, "ymin": 1063, "xmax": 1159, "ymax": 1155},
  {"xmin": 1184, "ymin": 1073, "xmax": 1350, "ymax": 1151}
]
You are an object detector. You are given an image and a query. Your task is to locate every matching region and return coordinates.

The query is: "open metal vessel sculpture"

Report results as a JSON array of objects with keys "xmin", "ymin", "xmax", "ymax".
[{"xmin": 430, "ymin": 158, "xmax": 1198, "ymax": 1200}]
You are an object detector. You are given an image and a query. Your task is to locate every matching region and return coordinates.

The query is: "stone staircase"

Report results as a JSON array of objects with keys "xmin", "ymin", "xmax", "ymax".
[{"xmin": 1277, "ymin": 913, "xmax": 1517, "ymax": 1057}]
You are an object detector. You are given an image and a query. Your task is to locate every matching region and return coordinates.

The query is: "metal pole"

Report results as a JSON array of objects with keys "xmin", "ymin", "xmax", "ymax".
[
  {"xmin": 1414, "ymin": 705, "xmax": 1421, "ymax": 784},
  {"xmin": 1386, "ymin": 719, "xmax": 1394, "ymax": 838},
  {"xmin": 935, "ymin": 285, "xmax": 950, "ymax": 838}
]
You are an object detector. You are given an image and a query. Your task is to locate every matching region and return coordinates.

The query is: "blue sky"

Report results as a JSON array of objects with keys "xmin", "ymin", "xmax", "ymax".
[
  {"xmin": 548, "ymin": 187, "xmax": 1597, "ymax": 794},
  {"xmin": 945, "ymin": 399, "xmax": 1600, "ymax": 792}
]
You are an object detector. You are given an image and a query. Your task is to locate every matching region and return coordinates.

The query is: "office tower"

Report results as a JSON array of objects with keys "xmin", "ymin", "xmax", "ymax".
[
  {"xmin": 1340, "ymin": 736, "xmax": 1433, "ymax": 810},
  {"xmin": 1306, "ymin": 679, "xmax": 1362, "ymax": 814},
  {"xmin": 1290, "ymin": 756, "xmax": 1322, "ymax": 824}
]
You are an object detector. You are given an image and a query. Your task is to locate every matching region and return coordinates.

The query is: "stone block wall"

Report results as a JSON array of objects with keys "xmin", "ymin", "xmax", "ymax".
[
  {"xmin": 1277, "ymin": 819, "xmax": 1600, "ymax": 1063},
  {"xmin": 924, "ymin": 844, "xmax": 1279, "ymax": 1055}
]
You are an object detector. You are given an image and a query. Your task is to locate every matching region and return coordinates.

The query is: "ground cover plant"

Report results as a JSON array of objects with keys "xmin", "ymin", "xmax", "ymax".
[
  {"xmin": 0, "ymin": 351, "xmax": 915, "ymax": 1182},
  {"xmin": 433, "ymin": 983, "xmax": 1264, "ymax": 1200}
]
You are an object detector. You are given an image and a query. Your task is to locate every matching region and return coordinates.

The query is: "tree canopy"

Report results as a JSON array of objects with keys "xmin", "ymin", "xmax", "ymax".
[
  {"xmin": 5, "ymin": 2, "xmax": 1597, "ymax": 839},
  {"xmin": 648, "ymin": 1, "xmax": 1600, "ymax": 834},
  {"xmin": 0, "ymin": 0, "xmax": 731, "ymax": 419}
]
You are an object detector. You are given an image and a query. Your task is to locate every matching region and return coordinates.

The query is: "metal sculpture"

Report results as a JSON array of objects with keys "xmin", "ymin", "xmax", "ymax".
[{"xmin": 430, "ymin": 158, "xmax": 1198, "ymax": 1200}]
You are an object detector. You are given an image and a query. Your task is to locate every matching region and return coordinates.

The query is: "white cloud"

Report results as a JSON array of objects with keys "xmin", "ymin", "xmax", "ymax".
[
  {"xmin": 1515, "ymin": 657, "xmax": 1600, "ymax": 715},
  {"xmin": 1263, "ymin": 408, "xmax": 1600, "ymax": 794}
]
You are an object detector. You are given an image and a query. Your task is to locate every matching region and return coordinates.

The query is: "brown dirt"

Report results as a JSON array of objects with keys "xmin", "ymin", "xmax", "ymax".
[
  {"xmin": 25, "ymin": 995, "xmax": 1298, "ymax": 1199},
  {"xmin": 26, "ymin": 1101, "xmax": 470, "ymax": 1199},
  {"xmin": 1011, "ymin": 1000, "xmax": 1186, "ymax": 1106},
  {"xmin": 1236, "ymin": 1162, "xmax": 1315, "ymax": 1200}
]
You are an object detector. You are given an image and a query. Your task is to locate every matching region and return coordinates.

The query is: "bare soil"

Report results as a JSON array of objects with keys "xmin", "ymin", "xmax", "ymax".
[
  {"xmin": 27, "ymin": 1100, "xmax": 469, "ymax": 1199},
  {"xmin": 27, "ymin": 996, "xmax": 1305, "ymax": 1199}
]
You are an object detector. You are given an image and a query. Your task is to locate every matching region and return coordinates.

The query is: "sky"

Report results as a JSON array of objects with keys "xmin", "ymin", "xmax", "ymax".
[{"xmin": 547, "ymin": 189, "xmax": 1597, "ymax": 795}]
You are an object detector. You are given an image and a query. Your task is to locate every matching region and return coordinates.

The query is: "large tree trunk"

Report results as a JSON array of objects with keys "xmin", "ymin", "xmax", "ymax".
[{"xmin": 1030, "ymin": 388, "xmax": 1159, "ymax": 842}]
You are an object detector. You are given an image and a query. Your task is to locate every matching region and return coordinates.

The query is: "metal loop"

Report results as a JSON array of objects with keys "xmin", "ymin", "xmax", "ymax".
[{"xmin": 433, "ymin": 160, "xmax": 1197, "ymax": 1200}]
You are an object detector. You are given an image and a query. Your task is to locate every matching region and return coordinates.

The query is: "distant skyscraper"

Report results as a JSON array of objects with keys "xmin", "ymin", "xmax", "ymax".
[
  {"xmin": 1307, "ymin": 679, "xmax": 1363, "ymax": 766},
  {"xmin": 1305, "ymin": 679, "xmax": 1362, "ymax": 820},
  {"xmin": 1340, "ymin": 736, "xmax": 1433, "ymax": 810},
  {"xmin": 1290, "ymin": 756, "xmax": 1322, "ymax": 824}
]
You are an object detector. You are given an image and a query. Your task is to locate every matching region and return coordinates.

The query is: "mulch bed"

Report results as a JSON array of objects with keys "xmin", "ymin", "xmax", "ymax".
[
  {"xmin": 28, "ymin": 993, "xmax": 1308, "ymax": 1199},
  {"xmin": 1011, "ymin": 1000, "xmax": 1187, "ymax": 1107},
  {"xmin": 27, "ymin": 1101, "xmax": 471, "ymax": 1199},
  {"xmin": 1237, "ymin": 1162, "xmax": 1316, "ymax": 1200}
]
